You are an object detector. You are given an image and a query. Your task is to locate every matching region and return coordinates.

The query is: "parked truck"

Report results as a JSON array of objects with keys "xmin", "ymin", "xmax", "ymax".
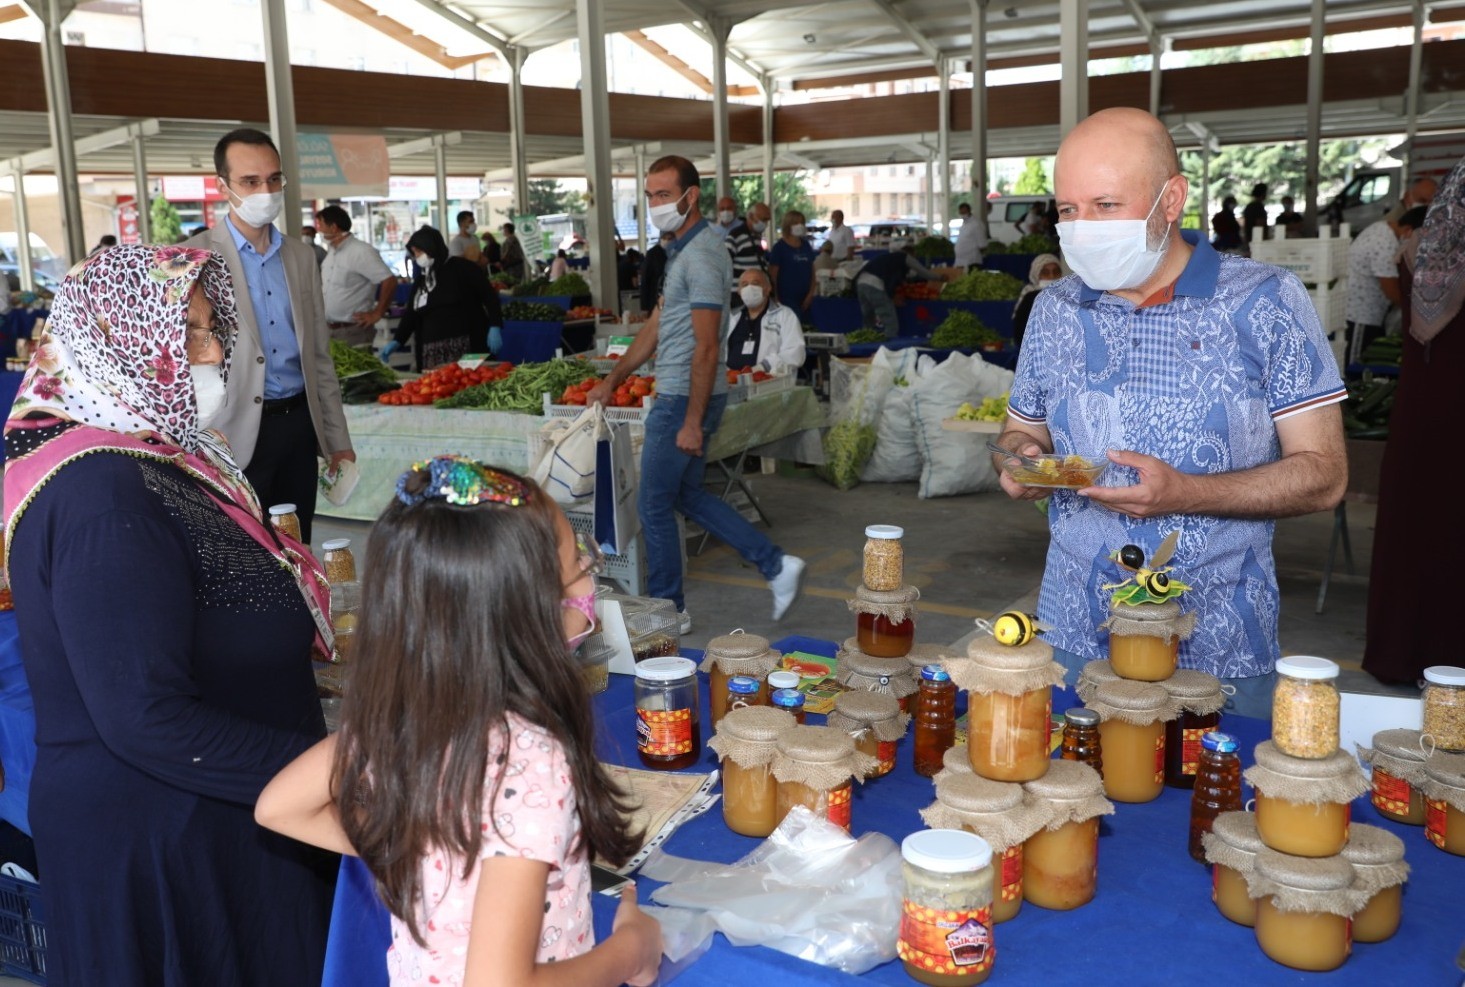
[{"xmin": 1323, "ymin": 130, "xmax": 1465, "ymax": 232}]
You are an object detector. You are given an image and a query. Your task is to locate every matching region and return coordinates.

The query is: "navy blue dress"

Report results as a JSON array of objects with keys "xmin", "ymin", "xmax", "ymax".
[
  {"xmin": 768, "ymin": 238, "xmax": 817, "ymax": 314},
  {"xmin": 7, "ymin": 432, "xmax": 335, "ymax": 986}
]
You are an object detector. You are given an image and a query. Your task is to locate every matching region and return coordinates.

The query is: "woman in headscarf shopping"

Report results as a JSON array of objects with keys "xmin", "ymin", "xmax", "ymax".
[
  {"xmin": 1011, "ymin": 252, "xmax": 1063, "ymax": 350},
  {"xmin": 381, "ymin": 226, "xmax": 503, "ymax": 369}
]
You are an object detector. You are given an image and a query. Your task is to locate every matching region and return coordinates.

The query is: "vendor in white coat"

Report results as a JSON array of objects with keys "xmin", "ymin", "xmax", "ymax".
[{"xmin": 723, "ymin": 269, "xmax": 806, "ymax": 375}]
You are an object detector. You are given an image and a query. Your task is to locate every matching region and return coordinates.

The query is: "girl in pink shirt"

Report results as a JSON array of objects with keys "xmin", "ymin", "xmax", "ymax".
[{"xmin": 257, "ymin": 457, "xmax": 662, "ymax": 986}]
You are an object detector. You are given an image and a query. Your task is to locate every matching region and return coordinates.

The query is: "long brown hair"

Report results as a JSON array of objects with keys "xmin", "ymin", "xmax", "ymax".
[{"xmin": 332, "ymin": 470, "xmax": 639, "ymax": 945}]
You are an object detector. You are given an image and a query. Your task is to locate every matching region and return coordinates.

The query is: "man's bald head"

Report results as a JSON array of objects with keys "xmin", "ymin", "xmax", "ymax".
[
  {"xmin": 749, "ymin": 202, "xmax": 772, "ymax": 225},
  {"xmin": 717, "ymin": 196, "xmax": 737, "ymax": 213},
  {"xmin": 1056, "ymin": 108, "xmax": 1180, "ymax": 194}
]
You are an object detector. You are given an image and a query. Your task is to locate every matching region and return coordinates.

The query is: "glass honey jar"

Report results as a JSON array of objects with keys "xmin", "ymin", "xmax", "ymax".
[
  {"xmin": 849, "ymin": 584, "xmax": 919, "ymax": 659},
  {"xmin": 1271, "ymin": 656, "xmax": 1340, "ymax": 760},
  {"xmin": 1422, "ymin": 750, "xmax": 1465, "ymax": 857},
  {"xmin": 1421, "ymin": 665, "xmax": 1465, "ymax": 753},
  {"xmin": 1089, "ymin": 680, "xmax": 1176, "ymax": 804},
  {"xmin": 1102, "ymin": 599, "xmax": 1192, "ymax": 682},
  {"xmin": 1244, "ymin": 741, "xmax": 1368, "ymax": 858},
  {"xmin": 699, "ymin": 630, "xmax": 779, "ymax": 728},
  {"xmin": 1201, "ymin": 810, "xmax": 1265, "ymax": 927},
  {"xmin": 897, "ymin": 829, "xmax": 994, "ymax": 986},
  {"xmin": 835, "ymin": 640, "xmax": 919, "ymax": 713},
  {"xmin": 1358, "ymin": 728, "xmax": 1429, "ymax": 825},
  {"xmin": 922, "ymin": 773, "xmax": 1042, "ymax": 924},
  {"xmin": 1059, "ymin": 707, "xmax": 1102, "ymax": 775},
  {"xmin": 1340, "ymin": 823, "xmax": 1409, "ymax": 944},
  {"xmin": 862, "ymin": 524, "xmax": 904, "ymax": 591},
  {"xmin": 708, "ymin": 705, "xmax": 797, "ymax": 838},
  {"xmin": 949, "ymin": 635, "xmax": 1066, "ymax": 784},
  {"xmin": 827, "ymin": 690, "xmax": 908, "ymax": 779},
  {"xmin": 1248, "ymin": 849, "xmax": 1367, "ymax": 973},
  {"xmin": 771, "ymin": 725, "xmax": 876, "ymax": 833},
  {"xmin": 1020, "ymin": 761, "xmax": 1113, "ymax": 911},
  {"xmin": 1073, "ymin": 659, "xmax": 1120, "ymax": 706},
  {"xmin": 1161, "ymin": 669, "xmax": 1225, "ymax": 789}
]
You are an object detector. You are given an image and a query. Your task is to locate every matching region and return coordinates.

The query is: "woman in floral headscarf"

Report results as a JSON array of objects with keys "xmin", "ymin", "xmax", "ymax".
[
  {"xmin": 3, "ymin": 245, "xmax": 337, "ymax": 986},
  {"xmin": 1363, "ymin": 157, "xmax": 1465, "ymax": 685}
]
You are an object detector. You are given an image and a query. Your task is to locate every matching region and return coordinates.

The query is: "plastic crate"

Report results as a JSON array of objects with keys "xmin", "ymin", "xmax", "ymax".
[
  {"xmin": 1308, "ymin": 283, "xmax": 1347, "ymax": 336},
  {"xmin": 566, "ymin": 509, "xmax": 648, "ymax": 596},
  {"xmin": 1250, "ymin": 232, "xmax": 1350, "ymax": 286},
  {"xmin": 542, "ymin": 392, "xmax": 654, "ymax": 424},
  {"xmin": 0, "ymin": 871, "xmax": 47, "ymax": 984}
]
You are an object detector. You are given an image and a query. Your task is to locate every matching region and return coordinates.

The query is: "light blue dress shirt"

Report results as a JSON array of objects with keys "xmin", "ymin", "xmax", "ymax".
[{"xmin": 226, "ymin": 216, "xmax": 306, "ymax": 400}]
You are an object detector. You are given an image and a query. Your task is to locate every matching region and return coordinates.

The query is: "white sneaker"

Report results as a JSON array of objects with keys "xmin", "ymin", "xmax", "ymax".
[
  {"xmin": 678, "ymin": 610, "xmax": 692, "ymax": 635},
  {"xmin": 769, "ymin": 555, "xmax": 806, "ymax": 621}
]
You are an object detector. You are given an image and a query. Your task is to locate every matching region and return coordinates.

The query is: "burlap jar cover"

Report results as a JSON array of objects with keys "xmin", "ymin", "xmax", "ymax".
[
  {"xmin": 1075, "ymin": 659, "xmax": 1120, "ymax": 704},
  {"xmin": 1421, "ymin": 750, "xmax": 1465, "ymax": 811},
  {"xmin": 708, "ymin": 705, "xmax": 797, "ymax": 770},
  {"xmin": 905, "ymin": 642, "xmax": 957, "ymax": 676},
  {"xmin": 947, "ymin": 635, "xmax": 1066, "ymax": 697},
  {"xmin": 847, "ymin": 584, "xmax": 919, "ymax": 623},
  {"xmin": 1163, "ymin": 669, "xmax": 1227, "ymax": 716},
  {"xmin": 1021, "ymin": 760, "xmax": 1115, "ymax": 830},
  {"xmin": 827, "ymin": 690, "xmax": 910, "ymax": 744},
  {"xmin": 1244, "ymin": 740, "xmax": 1370, "ymax": 805},
  {"xmin": 1202, "ymin": 810, "xmax": 1265, "ymax": 874},
  {"xmin": 922, "ymin": 773, "xmax": 1045, "ymax": 851},
  {"xmin": 835, "ymin": 639, "xmax": 920, "ymax": 701},
  {"xmin": 1099, "ymin": 598, "xmax": 1197, "ymax": 641},
  {"xmin": 1244, "ymin": 849, "xmax": 1371, "ymax": 917},
  {"xmin": 770, "ymin": 724, "xmax": 878, "ymax": 791},
  {"xmin": 697, "ymin": 629, "xmax": 781, "ymax": 677},
  {"xmin": 932, "ymin": 744, "xmax": 975, "ymax": 784},
  {"xmin": 1341, "ymin": 823, "xmax": 1411, "ymax": 894},
  {"xmin": 1087, "ymin": 679, "xmax": 1179, "ymax": 727},
  {"xmin": 1357, "ymin": 728, "xmax": 1429, "ymax": 787}
]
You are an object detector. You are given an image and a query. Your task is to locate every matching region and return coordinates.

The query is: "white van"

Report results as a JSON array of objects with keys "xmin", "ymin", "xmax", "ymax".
[{"xmin": 985, "ymin": 196, "xmax": 1051, "ymax": 238}]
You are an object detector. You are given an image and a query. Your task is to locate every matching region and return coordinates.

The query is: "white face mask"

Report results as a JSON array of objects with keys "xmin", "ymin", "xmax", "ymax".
[
  {"xmin": 301, "ymin": 234, "xmax": 314, "ymax": 245},
  {"xmin": 648, "ymin": 188, "xmax": 691, "ymax": 233},
  {"xmin": 739, "ymin": 284, "xmax": 766, "ymax": 308},
  {"xmin": 750, "ymin": 219, "xmax": 767, "ymax": 234},
  {"xmin": 225, "ymin": 185, "xmax": 284, "ymax": 228},
  {"xmin": 465, "ymin": 222, "xmax": 477, "ymax": 234},
  {"xmin": 415, "ymin": 254, "xmax": 434, "ymax": 271},
  {"xmin": 191, "ymin": 363, "xmax": 228, "ymax": 429},
  {"xmin": 718, "ymin": 210, "xmax": 735, "ymax": 225},
  {"xmin": 1057, "ymin": 180, "xmax": 1172, "ymax": 291},
  {"xmin": 1037, "ymin": 279, "xmax": 1057, "ymax": 289},
  {"xmin": 790, "ymin": 224, "xmax": 806, "ymax": 238}
]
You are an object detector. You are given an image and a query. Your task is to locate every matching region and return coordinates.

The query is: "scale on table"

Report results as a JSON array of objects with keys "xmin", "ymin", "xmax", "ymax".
[{"xmin": 803, "ymin": 332, "xmax": 849, "ymax": 399}]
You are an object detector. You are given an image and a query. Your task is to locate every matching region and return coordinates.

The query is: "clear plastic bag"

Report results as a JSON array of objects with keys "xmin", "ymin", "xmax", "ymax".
[{"xmin": 639, "ymin": 806, "xmax": 902, "ymax": 975}]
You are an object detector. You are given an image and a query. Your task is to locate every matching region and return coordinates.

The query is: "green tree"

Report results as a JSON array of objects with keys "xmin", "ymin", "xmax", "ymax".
[
  {"xmin": 1012, "ymin": 157, "xmax": 1051, "ymax": 195},
  {"xmin": 697, "ymin": 172, "xmax": 823, "ymax": 222},
  {"xmin": 1180, "ymin": 136, "xmax": 1391, "ymax": 222},
  {"xmin": 149, "ymin": 195, "xmax": 184, "ymax": 244},
  {"xmin": 524, "ymin": 179, "xmax": 585, "ymax": 216}
]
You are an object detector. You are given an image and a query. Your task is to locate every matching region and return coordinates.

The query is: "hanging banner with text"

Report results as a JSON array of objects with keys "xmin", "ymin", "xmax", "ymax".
[{"xmin": 297, "ymin": 133, "xmax": 390, "ymax": 198}]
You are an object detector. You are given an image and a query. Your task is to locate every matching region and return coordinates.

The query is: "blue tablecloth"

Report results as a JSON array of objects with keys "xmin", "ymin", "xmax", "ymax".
[
  {"xmin": 0, "ymin": 612, "xmax": 35, "ymax": 836},
  {"xmin": 897, "ymin": 300, "xmax": 1018, "ymax": 339},
  {"xmin": 324, "ymin": 634, "xmax": 1465, "ymax": 985},
  {"xmin": 809, "ymin": 297, "xmax": 863, "ymax": 334},
  {"xmin": 1, "ymin": 309, "xmax": 48, "ymax": 359}
]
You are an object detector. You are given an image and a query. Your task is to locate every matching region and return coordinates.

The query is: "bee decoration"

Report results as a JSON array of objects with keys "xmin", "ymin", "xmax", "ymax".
[
  {"xmin": 976, "ymin": 610, "xmax": 1051, "ymax": 648},
  {"xmin": 1103, "ymin": 531, "xmax": 1192, "ymax": 605}
]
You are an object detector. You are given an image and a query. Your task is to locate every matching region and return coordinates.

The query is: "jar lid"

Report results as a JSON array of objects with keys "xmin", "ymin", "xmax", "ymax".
[
  {"xmin": 1371, "ymin": 728, "xmax": 1427, "ymax": 762},
  {"xmin": 1202, "ymin": 732, "xmax": 1238, "ymax": 753},
  {"xmin": 1108, "ymin": 598, "xmax": 1183, "ymax": 621},
  {"xmin": 1424, "ymin": 665, "xmax": 1465, "ymax": 687},
  {"xmin": 772, "ymin": 688, "xmax": 806, "ymax": 710},
  {"xmin": 853, "ymin": 584, "xmax": 919, "ymax": 605},
  {"xmin": 920, "ymin": 664, "xmax": 950, "ymax": 682},
  {"xmin": 728, "ymin": 676, "xmax": 760, "ymax": 695},
  {"xmin": 1340, "ymin": 823, "xmax": 1406, "ymax": 866},
  {"xmin": 268, "ymin": 503, "xmax": 298, "ymax": 515},
  {"xmin": 1092, "ymin": 679, "xmax": 1170, "ymax": 713},
  {"xmin": 965, "ymin": 634, "xmax": 1056, "ymax": 672},
  {"xmin": 832, "ymin": 689, "xmax": 901, "ymax": 724},
  {"xmin": 767, "ymin": 670, "xmax": 801, "ymax": 690},
  {"xmin": 1022, "ymin": 759, "xmax": 1104, "ymax": 800},
  {"xmin": 706, "ymin": 630, "xmax": 773, "ymax": 660},
  {"xmin": 942, "ymin": 745, "xmax": 974, "ymax": 775},
  {"xmin": 1251, "ymin": 740, "xmax": 1358, "ymax": 779},
  {"xmin": 717, "ymin": 704, "xmax": 795, "ymax": 743},
  {"xmin": 1079, "ymin": 660, "xmax": 1120, "ymax": 686},
  {"xmin": 1162, "ymin": 668, "xmax": 1224, "ymax": 702},
  {"xmin": 1209, "ymin": 810, "xmax": 1264, "ymax": 853},
  {"xmin": 840, "ymin": 644, "xmax": 917, "ymax": 680},
  {"xmin": 634, "ymin": 656, "xmax": 696, "ymax": 682},
  {"xmin": 777, "ymin": 724, "xmax": 856, "ymax": 763},
  {"xmin": 901, "ymin": 828, "xmax": 992, "ymax": 873},
  {"xmin": 937, "ymin": 772, "xmax": 1024, "ymax": 814},
  {"xmin": 866, "ymin": 524, "xmax": 904, "ymax": 540},
  {"xmin": 321, "ymin": 538, "xmax": 351, "ymax": 551},
  {"xmin": 906, "ymin": 643, "xmax": 956, "ymax": 672},
  {"xmin": 1063, "ymin": 707, "xmax": 1100, "ymax": 727},
  {"xmin": 1275, "ymin": 655, "xmax": 1339, "ymax": 681},
  {"xmin": 1424, "ymin": 750, "xmax": 1465, "ymax": 789},
  {"xmin": 1253, "ymin": 848, "xmax": 1354, "ymax": 892}
]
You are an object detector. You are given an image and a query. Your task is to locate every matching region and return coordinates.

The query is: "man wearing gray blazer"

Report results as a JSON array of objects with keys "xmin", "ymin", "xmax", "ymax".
[{"xmin": 187, "ymin": 128, "xmax": 353, "ymax": 544}]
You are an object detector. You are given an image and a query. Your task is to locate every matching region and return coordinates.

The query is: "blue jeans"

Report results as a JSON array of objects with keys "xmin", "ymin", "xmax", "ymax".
[
  {"xmin": 856, "ymin": 282, "xmax": 899, "ymax": 338},
  {"xmin": 1052, "ymin": 646, "xmax": 1276, "ymax": 720},
  {"xmin": 639, "ymin": 392, "xmax": 784, "ymax": 611}
]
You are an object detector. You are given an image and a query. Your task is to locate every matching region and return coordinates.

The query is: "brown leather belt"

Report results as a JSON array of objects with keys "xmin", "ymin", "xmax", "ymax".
[{"xmin": 261, "ymin": 392, "xmax": 308, "ymax": 415}]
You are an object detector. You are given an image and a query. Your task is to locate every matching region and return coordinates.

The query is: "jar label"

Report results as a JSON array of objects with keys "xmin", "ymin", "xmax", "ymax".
[
  {"xmin": 1153, "ymin": 734, "xmax": 1165, "ymax": 784},
  {"xmin": 898, "ymin": 900, "xmax": 994, "ymax": 976},
  {"xmin": 826, "ymin": 783, "xmax": 853, "ymax": 830},
  {"xmin": 877, "ymin": 740, "xmax": 898, "ymax": 774},
  {"xmin": 1181, "ymin": 728, "xmax": 1205, "ymax": 776},
  {"xmin": 1426, "ymin": 798, "xmax": 1448, "ymax": 849},
  {"xmin": 1371, "ymin": 768, "xmax": 1413, "ymax": 816},
  {"xmin": 999, "ymin": 845, "xmax": 1023, "ymax": 902},
  {"xmin": 637, "ymin": 708, "xmax": 694, "ymax": 757}
]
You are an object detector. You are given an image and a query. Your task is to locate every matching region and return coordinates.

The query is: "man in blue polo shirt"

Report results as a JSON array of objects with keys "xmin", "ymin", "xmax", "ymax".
[
  {"xmin": 588, "ymin": 156, "xmax": 804, "ymax": 632},
  {"xmin": 994, "ymin": 108, "xmax": 1347, "ymax": 717}
]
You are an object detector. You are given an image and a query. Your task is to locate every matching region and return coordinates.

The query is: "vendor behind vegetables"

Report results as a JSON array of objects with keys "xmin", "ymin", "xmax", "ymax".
[
  {"xmin": 991, "ymin": 107, "xmax": 1348, "ymax": 717},
  {"xmin": 722, "ymin": 269, "xmax": 806, "ymax": 376}
]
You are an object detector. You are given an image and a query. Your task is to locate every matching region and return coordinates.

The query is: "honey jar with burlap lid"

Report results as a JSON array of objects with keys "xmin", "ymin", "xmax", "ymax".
[
  {"xmin": 848, "ymin": 584, "xmax": 919, "ymax": 658},
  {"xmin": 1340, "ymin": 823, "xmax": 1410, "ymax": 943},
  {"xmin": 1202, "ymin": 810, "xmax": 1267, "ymax": 927},
  {"xmin": 1357, "ymin": 727, "xmax": 1430, "ymax": 825},
  {"xmin": 948, "ymin": 633, "xmax": 1065, "ymax": 783},
  {"xmin": 1246, "ymin": 849, "xmax": 1369, "ymax": 973},
  {"xmin": 1074, "ymin": 659, "xmax": 1121, "ymax": 705},
  {"xmin": 709, "ymin": 705, "xmax": 797, "ymax": 838},
  {"xmin": 770, "ymin": 724, "xmax": 877, "ymax": 833},
  {"xmin": 835, "ymin": 638, "xmax": 920, "ymax": 711},
  {"xmin": 827, "ymin": 690, "xmax": 908, "ymax": 778},
  {"xmin": 1161, "ymin": 669, "xmax": 1227, "ymax": 789},
  {"xmin": 699, "ymin": 629, "xmax": 781, "ymax": 726},
  {"xmin": 1421, "ymin": 749, "xmax": 1465, "ymax": 856},
  {"xmin": 1020, "ymin": 760, "xmax": 1113, "ymax": 911},
  {"xmin": 1087, "ymin": 679, "xmax": 1178, "ymax": 804},
  {"xmin": 1244, "ymin": 740, "xmax": 1369, "ymax": 858},
  {"xmin": 933, "ymin": 744, "xmax": 976, "ymax": 785},
  {"xmin": 1101, "ymin": 598, "xmax": 1195, "ymax": 682},
  {"xmin": 923, "ymin": 773, "xmax": 1045, "ymax": 923}
]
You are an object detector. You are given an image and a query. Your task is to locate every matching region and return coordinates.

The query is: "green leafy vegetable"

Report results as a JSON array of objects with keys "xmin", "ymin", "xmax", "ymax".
[
  {"xmin": 912, "ymin": 236, "xmax": 956, "ymax": 259},
  {"xmin": 846, "ymin": 328, "xmax": 887, "ymax": 344},
  {"xmin": 941, "ymin": 270, "xmax": 1023, "ymax": 301},
  {"xmin": 816, "ymin": 419, "xmax": 877, "ymax": 491},
  {"xmin": 434, "ymin": 359, "xmax": 598, "ymax": 412},
  {"xmin": 503, "ymin": 301, "xmax": 567, "ymax": 322},
  {"xmin": 930, "ymin": 310, "xmax": 1001, "ymax": 349},
  {"xmin": 329, "ymin": 339, "xmax": 397, "ymax": 384},
  {"xmin": 542, "ymin": 272, "xmax": 591, "ymax": 297}
]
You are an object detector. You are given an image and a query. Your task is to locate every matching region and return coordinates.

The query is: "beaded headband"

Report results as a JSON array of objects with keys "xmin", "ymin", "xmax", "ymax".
[{"xmin": 394, "ymin": 454, "xmax": 534, "ymax": 508}]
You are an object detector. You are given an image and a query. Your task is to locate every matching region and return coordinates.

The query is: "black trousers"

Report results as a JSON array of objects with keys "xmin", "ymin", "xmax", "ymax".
[{"xmin": 245, "ymin": 394, "xmax": 321, "ymax": 546}]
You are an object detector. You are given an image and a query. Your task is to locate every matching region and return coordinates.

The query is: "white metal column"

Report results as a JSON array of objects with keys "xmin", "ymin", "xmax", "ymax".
[
  {"xmin": 131, "ymin": 127, "xmax": 151, "ymax": 244},
  {"xmin": 1403, "ymin": 0, "xmax": 1425, "ymax": 182},
  {"xmin": 508, "ymin": 46, "xmax": 530, "ymax": 218},
  {"xmin": 1058, "ymin": 0, "xmax": 1089, "ymax": 137},
  {"xmin": 762, "ymin": 80, "xmax": 775, "ymax": 216},
  {"xmin": 435, "ymin": 141, "xmax": 448, "ymax": 232},
  {"xmin": 261, "ymin": 0, "xmax": 301, "ymax": 233},
  {"xmin": 26, "ymin": 0, "xmax": 84, "ymax": 262},
  {"xmin": 576, "ymin": 0, "xmax": 618, "ymax": 311},
  {"xmin": 924, "ymin": 157, "xmax": 935, "ymax": 233},
  {"xmin": 709, "ymin": 17, "xmax": 732, "ymax": 205},
  {"xmin": 635, "ymin": 145, "xmax": 647, "ymax": 251},
  {"xmin": 937, "ymin": 58, "xmax": 950, "ymax": 233},
  {"xmin": 8, "ymin": 170, "xmax": 34, "ymax": 290},
  {"xmin": 1302, "ymin": 0, "xmax": 1324, "ymax": 233},
  {"xmin": 969, "ymin": 0, "xmax": 990, "ymax": 240},
  {"xmin": 1149, "ymin": 39, "xmax": 1164, "ymax": 116}
]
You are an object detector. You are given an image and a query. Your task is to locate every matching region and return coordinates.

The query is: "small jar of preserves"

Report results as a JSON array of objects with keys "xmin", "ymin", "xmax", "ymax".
[
  {"xmin": 771, "ymin": 725, "xmax": 876, "ymax": 832},
  {"xmin": 1247, "ymin": 849, "xmax": 1368, "ymax": 973},
  {"xmin": 1358, "ymin": 728, "xmax": 1429, "ymax": 825},
  {"xmin": 1020, "ymin": 760, "xmax": 1113, "ymax": 911},
  {"xmin": 862, "ymin": 524, "xmax": 904, "ymax": 591},
  {"xmin": 835, "ymin": 641, "xmax": 920, "ymax": 713},
  {"xmin": 1422, "ymin": 750, "xmax": 1465, "ymax": 856},
  {"xmin": 634, "ymin": 657, "xmax": 701, "ymax": 771},
  {"xmin": 1271, "ymin": 656, "xmax": 1341, "ymax": 759},
  {"xmin": 1161, "ymin": 669, "xmax": 1225, "ymax": 789},
  {"xmin": 948, "ymin": 635, "xmax": 1066, "ymax": 783},
  {"xmin": 1421, "ymin": 665, "xmax": 1465, "ymax": 753},
  {"xmin": 1088, "ymin": 680, "xmax": 1177, "ymax": 804},
  {"xmin": 699, "ymin": 630, "xmax": 780, "ymax": 727},
  {"xmin": 913, "ymin": 664, "xmax": 956, "ymax": 777},
  {"xmin": 1340, "ymin": 823, "xmax": 1409, "ymax": 944},
  {"xmin": 827, "ymin": 690, "xmax": 908, "ymax": 779},
  {"xmin": 922, "ymin": 773, "xmax": 1043, "ymax": 924},
  {"xmin": 1059, "ymin": 707, "xmax": 1102, "ymax": 775},
  {"xmin": 766, "ymin": 669, "xmax": 800, "ymax": 695},
  {"xmin": 1244, "ymin": 740, "xmax": 1368, "ymax": 858},
  {"xmin": 268, "ymin": 503, "xmax": 302, "ymax": 543},
  {"xmin": 725, "ymin": 675, "xmax": 763, "ymax": 714},
  {"xmin": 320, "ymin": 538, "xmax": 357, "ymax": 584},
  {"xmin": 897, "ymin": 829, "xmax": 995, "ymax": 986},
  {"xmin": 1201, "ymin": 810, "xmax": 1265, "ymax": 927},
  {"xmin": 1073, "ymin": 659, "xmax": 1120, "ymax": 706},
  {"xmin": 771, "ymin": 687, "xmax": 807, "ymax": 724},
  {"xmin": 708, "ymin": 705, "xmax": 796, "ymax": 838},
  {"xmin": 1101, "ymin": 599, "xmax": 1193, "ymax": 682},
  {"xmin": 329, "ymin": 579, "xmax": 361, "ymax": 663},
  {"xmin": 849, "ymin": 584, "xmax": 919, "ymax": 658}
]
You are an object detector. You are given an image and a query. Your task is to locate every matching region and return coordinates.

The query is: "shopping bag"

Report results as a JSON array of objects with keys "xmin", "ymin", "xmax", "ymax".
[
  {"xmin": 593, "ymin": 417, "xmax": 640, "ymax": 555},
  {"xmin": 530, "ymin": 404, "xmax": 600, "ymax": 508},
  {"xmin": 317, "ymin": 458, "xmax": 361, "ymax": 507}
]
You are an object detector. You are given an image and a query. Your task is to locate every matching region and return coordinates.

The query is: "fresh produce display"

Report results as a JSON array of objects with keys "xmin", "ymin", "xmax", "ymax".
[
  {"xmin": 725, "ymin": 369, "xmax": 777, "ymax": 384},
  {"xmin": 845, "ymin": 328, "xmax": 887, "ymax": 344},
  {"xmin": 434, "ymin": 358, "xmax": 598, "ymax": 411},
  {"xmin": 955, "ymin": 394, "xmax": 1009, "ymax": 422},
  {"xmin": 377, "ymin": 361, "xmax": 514, "ymax": 406},
  {"xmin": 565, "ymin": 305, "xmax": 614, "ymax": 320},
  {"xmin": 1359, "ymin": 335, "xmax": 1402, "ymax": 367},
  {"xmin": 490, "ymin": 273, "xmax": 519, "ymax": 291},
  {"xmin": 511, "ymin": 277, "xmax": 550, "ymax": 297},
  {"xmin": 559, "ymin": 373, "xmax": 654, "ymax": 407},
  {"xmin": 912, "ymin": 236, "xmax": 955, "ymax": 259},
  {"xmin": 1341, "ymin": 376, "xmax": 1395, "ymax": 438},
  {"xmin": 895, "ymin": 281, "xmax": 944, "ymax": 301},
  {"xmin": 330, "ymin": 339, "xmax": 396, "ymax": 384},
  {"xmin": 941, "ymin": 269, "xmax": 1024, "ymax": 301},
  {"xmin": 503, "ymin": 300, "xmax": 567, "ymax": 322},
  {"xmin": 930, "ymin": 310, "xmax": 1002, "ymax": 349},
  {"xmin": 818, "ymin": 419, "xmax": 877, "ymax": 491},
  {"xmin": 542, "ymin": 272, "xmax": 591, "ymax": 297},
  {"xmin": 986, "ymin": 234, "xmax": 1059, "ymax": 254}
]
